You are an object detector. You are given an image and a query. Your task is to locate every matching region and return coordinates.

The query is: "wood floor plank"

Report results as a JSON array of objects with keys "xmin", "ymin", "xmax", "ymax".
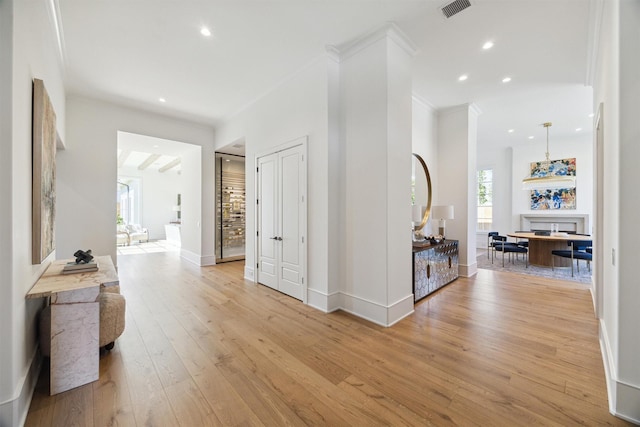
[
  {"xmin": 92, "ymin": 350, "xmax": 137, "ymax": 427},
  {"xmin": 50, "ymin": 383, "xmax": 94, "ymax": 427},
  {"xmin": 24, "ymin": 251, "xmax": 630, "ymax": 426},
  {"xmin": 164, "ymin": 378, "xmax": 220, "ymax": 427}
]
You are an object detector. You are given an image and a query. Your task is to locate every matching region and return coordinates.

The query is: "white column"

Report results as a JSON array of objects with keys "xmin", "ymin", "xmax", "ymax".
[
  {"xmin": 334, "ymin": 23, "xmax": 417, "ymax": 326},
  {"xmin": 437, "ymin": 104, "xmax": 480, "ymax": 277}
]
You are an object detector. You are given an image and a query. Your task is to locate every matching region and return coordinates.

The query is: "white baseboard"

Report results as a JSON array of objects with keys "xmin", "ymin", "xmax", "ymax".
[
  {"xmin": 307, "ymin": 288, "xmax": 341, "ymax": 312},
  {"xmin": 179, "ymin": 249, "xmax": 215, "ymax": 267},
  {"xmin": 459, "ymin": 261, "xmax": 477, "ymax": 277},
  {"xmin": 600, "ymin": 320, "xmax": 616, "ymax": 411},
  {"xmin": 599, "ymin": 319, "xmax": 640, "ymax": 424},
  {"xmin": 338, "ymin": 292, "xmax": 413, "ymax": 327},
  {"xmin": 387, "ymin": 294, "xmax": 415, "ymax": 326},
  {"xmin": 612, "ymin": 381, "xmax": 640, "ymax": 424},
  {"xmin": 200, "ymin": 255, "xmax": 216, "ymax": 266},
  {"xmin": 244, "ymin": 266, "xmax": 255, "ymax": 281},
  {"xmin": 180, "ymin": 249, "xmax": 201, "ymax": 266},
  {"xmin": 0, "ymin": 349, "xmax": 41, "ymax": 427}
]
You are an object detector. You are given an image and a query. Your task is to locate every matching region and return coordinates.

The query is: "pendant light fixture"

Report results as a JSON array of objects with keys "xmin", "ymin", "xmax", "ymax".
[{"xmin": 522, "ymin": 122, "xmax": 576, "ymax": 190}]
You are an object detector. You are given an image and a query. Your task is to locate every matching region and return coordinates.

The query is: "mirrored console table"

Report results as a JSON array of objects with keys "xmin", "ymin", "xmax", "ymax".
[{"xmin": 413, "ymin": 240, "xmax": 459, "ymax": 303}]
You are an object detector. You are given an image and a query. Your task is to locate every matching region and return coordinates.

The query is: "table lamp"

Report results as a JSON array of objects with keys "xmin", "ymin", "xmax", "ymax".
[
  {"xmin": 412, "ymin": 205, "xmax": 424, "ymax": 241},
  {"xmin": 431, "ymin": 205, "xmax": 454, "ymax": 238}
]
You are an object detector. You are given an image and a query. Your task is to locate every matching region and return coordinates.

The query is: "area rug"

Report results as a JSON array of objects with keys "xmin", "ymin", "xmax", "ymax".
[{"xmin": 476, "ymin": 249, "xmax": 592, "ymax": 284}]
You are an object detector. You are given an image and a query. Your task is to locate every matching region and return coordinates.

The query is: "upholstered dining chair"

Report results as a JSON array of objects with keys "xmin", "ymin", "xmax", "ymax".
[
  {"xmin": 493, "ymin": 239, "xmax": 528, "ymax": 268},
  {"xmin": 487, "ymin": 232, "xmax": 499, "ymax": 259},
  {"xmin": 551, "ymin": 239, "xmax": 593, "ymax": 277},
  {"xmin": 514, "ymin": 230, "xmax": 530, "ymax": 248}
]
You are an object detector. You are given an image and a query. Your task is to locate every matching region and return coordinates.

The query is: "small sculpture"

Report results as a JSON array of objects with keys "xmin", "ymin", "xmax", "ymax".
[{"xmin": 73, "ymin": 249, "xmax": 94, "ymax": 264}]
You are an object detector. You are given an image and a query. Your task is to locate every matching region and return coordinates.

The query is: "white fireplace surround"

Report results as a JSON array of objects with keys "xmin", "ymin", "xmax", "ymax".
[{"xmin": 520, "ymin": 214, "xmax": 590, "ymax": 234}]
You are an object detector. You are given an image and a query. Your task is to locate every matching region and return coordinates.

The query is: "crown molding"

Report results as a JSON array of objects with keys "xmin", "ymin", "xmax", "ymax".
[
  {"xmin": 437, "ymin": 102, "xmax": 482, "ymax": 118},
  {"xmin": 325, "ymin": 45, "xmax": 341, "ymax": 63},
  {"xmin": 411, "ymin": 94, "xmax": 436, "ymax": 113},
  {"xmin": 333, "ymin": 22, "xmax": 418, "ymax": 62},
  {"xmin": 468, "ymin": 102, "xmax": 483, "ymax": 116}
]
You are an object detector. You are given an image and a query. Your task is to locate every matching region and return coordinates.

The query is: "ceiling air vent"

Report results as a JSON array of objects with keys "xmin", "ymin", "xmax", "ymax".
[{"xmin": 441, "ymin": 0, "xmax": 471, "ymax": 18}]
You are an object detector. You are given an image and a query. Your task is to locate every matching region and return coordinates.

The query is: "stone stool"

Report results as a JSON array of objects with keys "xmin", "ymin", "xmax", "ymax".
[{"xmin": 40, "ymin": 287, "xmax": 126, "ymax": 355}]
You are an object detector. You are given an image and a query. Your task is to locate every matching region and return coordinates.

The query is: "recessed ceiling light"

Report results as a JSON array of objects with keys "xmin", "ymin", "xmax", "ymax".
[
  {"xmin": 588, "ymin": 113, "xmax": 594, "ymax": 118},
  {"xmin": 200, "ymin": 26, "xmax": 211, "ymax": 37},
  {"xmin": 153, "ymin": 145, "xmax": 159, "ymax": 148},
  {"xmin": 482, "ymin": 41, "xmax": 494, "ymax": 50},
  {"xmin": 458, "ymin": 74, "xmax": 468, "ymax": 82},
  {"xmin": 528, "ymin": 136, "xmax": 534, "ymax": 139},
  {"xmin": 508, "ymin": 129, "xmax": 515, "ymax": 133},
  {"xmin": 159, "ymin": 97, "xmax": 166, "ymax": 103},
  {"xmin": 502, "ymin": 77, "xmax": 512, "ymax": 83},
  {"xmin": 225, "ymin": 159, "xmax": 230, "ymax": 162},
  {"xmin": 575, "ymin": 128, "xmax": 582, "ymax": 132}
]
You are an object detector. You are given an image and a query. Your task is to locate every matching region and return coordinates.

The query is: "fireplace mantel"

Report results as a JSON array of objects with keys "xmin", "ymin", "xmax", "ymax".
[{"xmin": 520, "ymin": 214, "xmax": 590, "ymax": 234}]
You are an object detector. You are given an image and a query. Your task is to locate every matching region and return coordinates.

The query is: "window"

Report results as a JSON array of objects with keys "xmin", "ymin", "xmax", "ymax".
[
  {"xmin": 477, "ymin": 169, "xmax": 493, "ymax": 231},
  {"xmin": 117, "ymin": 177, "xmax": 141, "ymax": 225}
]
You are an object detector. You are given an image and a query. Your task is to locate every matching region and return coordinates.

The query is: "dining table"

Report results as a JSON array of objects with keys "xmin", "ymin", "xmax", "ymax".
[{"xmin": 506, "ymin": 232, "xmax": 592, "ymax": 268}]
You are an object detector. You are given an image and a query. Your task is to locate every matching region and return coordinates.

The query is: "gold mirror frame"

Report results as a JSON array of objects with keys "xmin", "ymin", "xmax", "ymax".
[{"xmin": 412, "ymin": 153, "xmax": 432, "ymax": 231}]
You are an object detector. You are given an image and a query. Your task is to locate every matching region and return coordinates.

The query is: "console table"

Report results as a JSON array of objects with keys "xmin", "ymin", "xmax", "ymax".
[
  {"xmin": 27, "ymin": 255, "xmax": 118, "ymax": 395},
  {"xmin": 413, "ymin": 240, "xmax": 459, "ymax": 303}
]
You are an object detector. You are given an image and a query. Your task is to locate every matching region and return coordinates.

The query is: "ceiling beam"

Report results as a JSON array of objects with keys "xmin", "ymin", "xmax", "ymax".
[
  {"xmin": 117, "ymin": 149, "xmax": 132, "ymax": 168},
  {"xmin": 158, "ymin": 158, "xmax": 181, "ymax": 173},
  {"xmin": 138, "ymin": 153, "xmax": 161, "ymax": 170}
]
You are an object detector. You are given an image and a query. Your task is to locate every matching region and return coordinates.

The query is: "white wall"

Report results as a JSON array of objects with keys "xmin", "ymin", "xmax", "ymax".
[
  {"xmin": 412, "ymin": 97, "xmax": 439, "ymax": 236},
  {"xmin": 1, "ymin": 0, "xmax": 66, "ymax": 424},
  {"xmin": 437, "ymin": 105, "xmax": 479, "ymax": 277},
  {"xmin": 179, "ymin": 146, "xmax": 204, "ymax": 263},
  {"xmin": 511, "ymin": 136, "xmax": 593, "ymax": 232},
  {"xmin": 476, "ymin": 146, "xmax": 513, "ymax": 246},
  {"xmin": 58, "ymin": 97, "xmax": 215, "ymax": 266},
  {"xmin": 617, "ymin": 0, "xmax": 640, "ymax": 415},
  {"xmin": 593, "ymin": 0, "xmax": 640, "ymax": 422},
  {"xmin": 118, "ymin": 166, "xmax": 183, "ymax": 241},
  {"xmin": 215, "ymin": 56, "xmax": 331, "ymax": 308}
]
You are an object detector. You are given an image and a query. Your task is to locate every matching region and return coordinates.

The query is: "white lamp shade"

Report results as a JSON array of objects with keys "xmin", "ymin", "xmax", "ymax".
[
  {"xmin": 412, "ymin": 205, "xmax": 424, "ymax": 223},
  {"xmin": 432, "ymin": 205, "xmax": 454, "ymax": 220}
]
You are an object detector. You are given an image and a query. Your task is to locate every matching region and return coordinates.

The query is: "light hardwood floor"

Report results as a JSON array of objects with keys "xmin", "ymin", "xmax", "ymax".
[{"xmin": 26, "ymin": 252, "xmax": 629, "ymax": 426}]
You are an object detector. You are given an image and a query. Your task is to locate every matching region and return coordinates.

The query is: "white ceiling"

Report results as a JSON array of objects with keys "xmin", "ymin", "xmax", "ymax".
[
  {"xmin": 117, "ymin": 131, "xmax": 192, "ymax": 172},
  {"xmin": 57, "ymin": 0, "xmax": 595, "ymax": 153}
]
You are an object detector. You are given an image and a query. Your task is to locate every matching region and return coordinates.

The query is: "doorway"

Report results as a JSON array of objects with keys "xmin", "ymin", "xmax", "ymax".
[
  {"xmin": 215, "ymin": 153, "xmax": 246, "ymax": 262},
  {"xmin": 256, "ymin": 138, "xmax": 307, "ymax": 301}
]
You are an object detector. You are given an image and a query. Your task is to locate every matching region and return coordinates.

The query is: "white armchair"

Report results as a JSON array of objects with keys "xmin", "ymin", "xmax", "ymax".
[
  {"xmin": 125, "ymin": 224, "xmax": 149, "ymax": 244},
  {"xmin": 116, "ymin": 224, "xmax": 129, "ymax": 246}
]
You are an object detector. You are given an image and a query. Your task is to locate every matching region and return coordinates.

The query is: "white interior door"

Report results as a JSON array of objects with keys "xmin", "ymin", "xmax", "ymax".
[
  {"xmin": 278, "ymin": 146, "xmax": 304, "ymax": 300},
  {"xmin": 257, "ymin": 143, "xmax": 306, "ymax": 301},
  {"xmin": 257, "ymin": 153, "xmax": 278, "ymax": 290}
]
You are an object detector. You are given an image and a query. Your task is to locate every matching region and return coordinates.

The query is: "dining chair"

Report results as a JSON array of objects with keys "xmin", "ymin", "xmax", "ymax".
[
  {"xmin": 513, "ymin": 230, "xmax": 529, "ymax": 248},
  {"xmin": 494, "ymin": 239, "xmax": 528, "ymax": 268},
  {"xmin": 551, "ymin": 239, "xmax": 593, "ymax": 277},
  {"xmin": 487, "ymin": 232, "xmax": 498, "ymax": 259}
]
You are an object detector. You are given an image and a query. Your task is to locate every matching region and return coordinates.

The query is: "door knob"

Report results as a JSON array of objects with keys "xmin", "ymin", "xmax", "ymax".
[{"xmin": 277, "ymin": 236, "xmax": 283, "ymax": 241}]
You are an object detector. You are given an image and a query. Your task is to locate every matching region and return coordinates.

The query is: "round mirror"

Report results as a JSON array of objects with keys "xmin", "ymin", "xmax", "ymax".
[{"xmin": 412, "ymin": 153, "xmax": 432, "ymax": 231}]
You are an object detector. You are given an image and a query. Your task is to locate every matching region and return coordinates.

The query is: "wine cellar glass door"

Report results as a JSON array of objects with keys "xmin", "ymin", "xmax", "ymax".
[{"xmin": 215, "ymin": 153, "xmax": 246, "ymax": 262}]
